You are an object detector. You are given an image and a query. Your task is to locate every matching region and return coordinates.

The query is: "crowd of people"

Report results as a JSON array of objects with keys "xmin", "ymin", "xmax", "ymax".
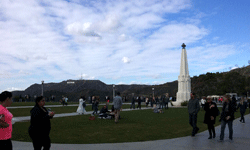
[
  {"xmin": 1, "ymin": 90, "xmax": 250, "ymax": 149},
  {"xmin": 188, "ymin": 93, "xmax": 249, "ymax": 142},
  {"xmin": 130, "ymin": 94, "xmax": 170, "ymax": 110}
]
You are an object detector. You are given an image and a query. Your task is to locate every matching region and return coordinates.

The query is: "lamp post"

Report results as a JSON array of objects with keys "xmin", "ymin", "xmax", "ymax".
[
  {"xmin": 152, "ymin": 87, "xmax": 154, "ymax": 98},
  {"xmin": 113, "ymin": 84, "xmax": 115, "ymax": 99},
  {"xmin": 41, "ymin": 80, "xmax": 44, "ymax": 96}
]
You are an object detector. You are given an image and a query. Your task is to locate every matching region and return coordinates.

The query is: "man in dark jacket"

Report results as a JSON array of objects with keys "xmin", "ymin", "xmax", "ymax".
[
  {"xmin": 165, "ymin": 93, "xmax": 170, "ymax": 109},
  {"xmin": 188, "ymin": 93, "xmax": 200, "ymax": 137},
  {"xmin": 237, "ymin": 98, "xmax": 248, "ymax": 123},
  {"xmin": 137, "ymin": 97, "xmax": 141, "ymax": 109}
]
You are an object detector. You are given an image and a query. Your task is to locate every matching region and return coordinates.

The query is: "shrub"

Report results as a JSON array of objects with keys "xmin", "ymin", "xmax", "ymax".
[{"xmin": 181, "ymin": 101, "xmax": 188, "ymax": 106}]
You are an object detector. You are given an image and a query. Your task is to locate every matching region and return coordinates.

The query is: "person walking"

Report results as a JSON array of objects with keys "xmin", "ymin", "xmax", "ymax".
[
  {"xmin": 64, "ymin": 96, "xmax": 68, "ymax": 106},
  {"xmin": 201, "ymin": 97, "xmax": 206, "ymax": 110},
  {"xmin": 130, "ymin": 95, "xmax": 135, "ymax": 109},
  {"xmin": 204, "ymin": 97, "xmax": 219, "ymax": 139},
  {"xmin": 165, "ymin": 94, "xmax": 170, "ymax": 109},
  {"xmin": 113, "ymin": 92, "xmax": 122, "ymax": 123},
  {"xmin": 188, "ymin": 93, "xmax": 200, "ymax": 137},
  {"xmin": 145, "ymin": 97, "xmax": 149, "ymax": 107},
  {"xmin": 0, "ymin": 91, "xmax": 13, "ymax": 150},
  {"xmin": 91, "ymin": 96, "xmax": 95, "ymax": 110},
  {"xmin": 77, "ymin": 96, "xmax": 85, "ymax": 115},
  {"xmin": 105, "ymin": 96, "xmax": 110, "ymax": 110},
  {"xmin": 150, "ymin": 96, "xmax": 153, "ymax": 107},
  {"xmin": 92, "ymin": 99, "xmax": 99, "ymax": 115},
  {"xmin": 137, "ymin": 96, "xmax": 141, "ymax": 109},
  {"xmin": 28, "ymin": 96, "xmax": 55, "ymax": 150},
  {"xmin": 237, "ymin": 97, "xmax": 248, "ymax": 123},
  {"xmin": 218, "ymin": 95, "xmax": 236, "ymax": 142},
  {"xmin": 158, "ymin": 96, "xmax": 163, "ymax": 109}
]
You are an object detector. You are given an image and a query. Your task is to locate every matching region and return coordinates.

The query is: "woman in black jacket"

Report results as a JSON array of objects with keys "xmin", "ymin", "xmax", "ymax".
[
  {"xmin": 28, "ymin": 96, "xmax": 55, "ymax": 150},
  {"xmin": 218, "ymin": 95, "xmax": 235, "ymax": 142},
  {"xmin": 204, "ymin": 97, "xmax": 219, "ymax": 139}
]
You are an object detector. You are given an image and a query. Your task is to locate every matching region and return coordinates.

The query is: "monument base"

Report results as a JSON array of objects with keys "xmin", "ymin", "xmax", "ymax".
[
  {"xmin": 172, "ymin": 99, "xmax": 189, "ymax": 106},
  {"xmin": 172, "ymin": 101, "xmax": 183, "ymax": 106}
]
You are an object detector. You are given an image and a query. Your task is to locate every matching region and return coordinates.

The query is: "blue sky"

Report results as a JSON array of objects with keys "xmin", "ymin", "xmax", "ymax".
[{"xmin": 0, "ymin": 0, "xmax": 249, "ymax": 92}]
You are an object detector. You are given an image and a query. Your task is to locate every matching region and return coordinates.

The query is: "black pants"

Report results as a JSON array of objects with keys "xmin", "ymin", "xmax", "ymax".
[
  {"xmin": 130, "ymin": 103, "xmax": 135, "ymax": 109},
  {"xmin": 0, "ymin": 139, "xmax": 12, "ymax": 150},
  {"xmin": 99, "ymin": 113, "xmax": 108, "ymax": 118},
  {"xmin": 207, "ymin": 124, "xmax": 215, "ymax": 137},
  {"xmin": 165, "ymin": 102, "xmax": 169, "ymax": 109},
  {"xmin": 240, "ymin": 111, "xmax": 245, "ymax": 123},
  {"xmin": 189, "ymin": 113, "xmax": 198, "ymax": 135},
  {"xmin": 93, "ymin": 107, "xmax": 98, "ymax": 114},
  {"xmin": 137, "ymin": 103, "xmax": 141, "ymax": 109},
  {"xmin": 30, "ymin": 134, "xmax": 51, "ymax": 150}
]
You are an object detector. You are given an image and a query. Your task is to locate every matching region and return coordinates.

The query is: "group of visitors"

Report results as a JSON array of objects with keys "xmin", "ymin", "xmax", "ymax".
[
  {"xmin": 130, "ymin": 94, "xmax": 170, "ymax": 110},
  {"xmin": 188, "ymin": 93, "xmax": 248, "ymax": 142},
  {"xmin": 0, "ymin": 91, "xmax": 55, "ymax": 150}
]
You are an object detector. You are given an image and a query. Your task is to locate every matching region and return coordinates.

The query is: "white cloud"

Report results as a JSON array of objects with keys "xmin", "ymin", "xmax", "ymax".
[
  {"xmin": 0, "ymin": 0, "xmax": 239, "ymax": 91},
  {"xmin": 4, "ymin": 87, "xmax": 24, "ymax": 92},
  {"xmin": 122, "ymin": 57, "xmax": 131, "ymax": 63},
  {"xmin": 76, "ymin": 74, "xmax": 95, "ymax": 80}
]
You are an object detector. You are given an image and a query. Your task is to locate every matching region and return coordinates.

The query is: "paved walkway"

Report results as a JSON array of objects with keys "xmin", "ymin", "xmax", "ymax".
[{"xmin": 11, "ymin": 104, "xmax": 249, "ymax": 150}]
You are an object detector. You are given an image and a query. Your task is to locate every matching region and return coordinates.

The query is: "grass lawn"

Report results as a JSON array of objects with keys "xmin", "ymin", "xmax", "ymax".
[
  {"xmin": 9, "ymin": 104, "xmax": 146, "ymax": 117},
  {"xmin": 12, "ymin": 108, "xmax": 250, "ymax": 144}
]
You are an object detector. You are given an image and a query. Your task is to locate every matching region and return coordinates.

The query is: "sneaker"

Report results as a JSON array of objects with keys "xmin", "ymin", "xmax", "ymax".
[
  {"xmin": 98, "ymin": 117, "xmax": 102, "ymax": 119},
  {"xmin": 218, "ymin": 139, "xmax": 223, "ymax": 142}
]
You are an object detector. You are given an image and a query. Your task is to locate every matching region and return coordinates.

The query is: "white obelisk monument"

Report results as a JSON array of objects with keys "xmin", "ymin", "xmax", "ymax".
[{"xmin": 173, "ymin": 43, "xmax": 191, "ymax": 106}]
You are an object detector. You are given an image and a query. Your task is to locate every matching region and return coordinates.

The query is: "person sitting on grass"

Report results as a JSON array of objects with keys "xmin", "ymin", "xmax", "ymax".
[
  {"xmin": 152, "ymin": 104, "xmax": 163, "ymax": 113},
  {"xmin": 99, "ymin": 105, "xmax": 110, "ymax": 119}
]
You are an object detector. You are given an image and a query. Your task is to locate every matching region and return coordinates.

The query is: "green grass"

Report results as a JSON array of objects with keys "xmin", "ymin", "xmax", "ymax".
[
  {"xmin": 12, "ymin": 108, "xmax": 250, "ymax": 144},
  {"xmin": 9, "ymin": 104, "xmax": 146, "ymax": 117}
]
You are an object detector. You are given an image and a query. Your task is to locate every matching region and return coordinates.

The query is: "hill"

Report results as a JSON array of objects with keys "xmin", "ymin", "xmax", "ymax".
[{"xmin": 12, "ymin": 65, "xmax": 250, "ymax": 102}]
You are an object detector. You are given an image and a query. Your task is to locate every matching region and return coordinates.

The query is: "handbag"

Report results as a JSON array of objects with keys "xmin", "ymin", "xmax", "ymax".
[{"xmin": 89, "ymin": 116, "xmax": 95, "ymax": 120}]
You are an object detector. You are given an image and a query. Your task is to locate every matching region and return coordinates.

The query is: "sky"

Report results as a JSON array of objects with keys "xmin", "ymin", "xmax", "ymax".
[{"xmin": 0, "ymin": 0, "xmax": 249, "ymax": 92}]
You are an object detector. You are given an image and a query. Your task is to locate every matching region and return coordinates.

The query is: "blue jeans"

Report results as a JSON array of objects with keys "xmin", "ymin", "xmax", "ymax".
[
  {"xmin": 220, "ymin": 120, "xmax": 233, "ymax": 140},
  {"xmin": 189, "ymin": 113, "xmax": 198, "ymax": 135}
]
